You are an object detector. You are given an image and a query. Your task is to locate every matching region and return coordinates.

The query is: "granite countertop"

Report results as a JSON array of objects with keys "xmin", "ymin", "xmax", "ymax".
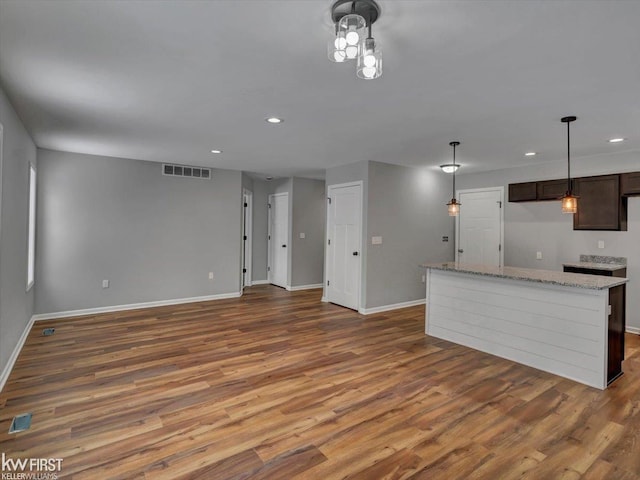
[{"xmin": 422, "ymin": 262, "xmax": 628, "ymax": 290}]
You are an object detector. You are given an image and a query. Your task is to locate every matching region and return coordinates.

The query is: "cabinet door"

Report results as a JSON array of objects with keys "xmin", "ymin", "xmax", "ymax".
[
  {"xmin": 573, "ymin": 175, "xmax": 623, "ymax": 230},
  {"xmin": 607, "ymin": 284, "xmax": 625, "ymax": 384},
  {"xmin": 621, "ymin": 172, "xmax": 640, "ymax": 196},
  {"xmin": 508, "ymin": 182, "xmax": 537, "ymax": 202},
  {"xmin": 537, "ymin": 179, "xmax": 568, "ymax": 200}
]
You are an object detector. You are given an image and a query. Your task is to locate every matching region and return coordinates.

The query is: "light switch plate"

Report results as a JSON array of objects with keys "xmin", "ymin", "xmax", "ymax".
[
  {"xmin": 371, "ymin": 236, "xmax": 382, "ymax": 245},
  {"xmin": 299, "ymin": 233, "xmax": 305, "ymax": 239},
  {"xmin": 536, "ymin": 252, "xmax": 543, "ymax": 260},
  {"xmin": 102, "ymin": 279, "xmax": 109, "ymax": 288}
]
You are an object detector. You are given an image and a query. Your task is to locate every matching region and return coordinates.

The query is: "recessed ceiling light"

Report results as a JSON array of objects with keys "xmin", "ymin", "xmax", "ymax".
[
  {"xmin": 210, "ymin": 149, "xmax": 223, "ymax": 154},
  {"xmin": 608, "ymin": 138, "xmax": 625, "ymax": 143},
  {"xmin": 266, "ymin": 117, "xmax": 283, "ymax": 124},
  {"xmin": 525, "ymin": 152, "xmax": 536, "ymax": 156}
]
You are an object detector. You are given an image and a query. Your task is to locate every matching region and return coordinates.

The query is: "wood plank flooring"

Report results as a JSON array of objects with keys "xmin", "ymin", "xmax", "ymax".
[{"xmin": 1, "ymin": 285, "xmax": 640, "ymax": 479}]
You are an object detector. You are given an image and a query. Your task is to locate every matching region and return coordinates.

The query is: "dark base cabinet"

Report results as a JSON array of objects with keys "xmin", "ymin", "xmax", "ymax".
[
  {"xmin": 607, "ymin": 284, "xmax": 626, "ymax": 384},
  {"xmin": 563, "ymin": 265, "xmax": 626, "ymax": 384}
]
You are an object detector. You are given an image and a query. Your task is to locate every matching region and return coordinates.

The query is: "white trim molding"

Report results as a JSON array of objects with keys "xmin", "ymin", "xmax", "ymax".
[
  {"xmin": 0, "ymin": 316, "xmax": 35, "ymax": 392},
  {"xmin": 32, "ymin": 292, "xmax": 242, "ymax": 322},
  {"xmin": 287, "ymin": 284, "xmax": 323, "ymax": 291},
  {"xmin": 627, "ymin": 326, "xmax": 640, "ymax": 335},
  {"xmin": 321, "ymin": 296, "xmax": 328, "ymax": 303},
  {"xmin": 251, "ymin": 279, "xmax": 270, "ymax": 285},
  {"xmin": 358, "ymin": 298, "xmax": 425, "ymax": 315}
]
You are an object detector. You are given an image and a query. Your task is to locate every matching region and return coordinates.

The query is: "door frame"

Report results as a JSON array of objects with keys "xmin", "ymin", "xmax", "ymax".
[
  {"xmin": 268, "ymin": 192, "xmax": 289, "ymax": 288},
  {"xmin": 325, "ymin": 181, "xmax": 363, "ymax": 310},
  {"xmin": 241, "ymin": 189, "xmax": 253, "ymax": 288},
  {"xmin": 455, "ymin": 186, "xmax": 505, "ymax": 266}
]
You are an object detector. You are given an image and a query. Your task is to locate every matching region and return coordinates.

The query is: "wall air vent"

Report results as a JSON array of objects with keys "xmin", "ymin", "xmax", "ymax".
[{"xmin": 163, "ymin": 164, "xmax": 211, "ymax": 179}]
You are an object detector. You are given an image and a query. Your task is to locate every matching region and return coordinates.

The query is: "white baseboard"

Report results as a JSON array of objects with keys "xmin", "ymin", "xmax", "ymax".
[
  {"xmin": 287, "ymin": 283, "xmax": 323, "ymax": 291},
  {"xmin": 32, "ymin": 291, "xmax": 242, "ymax": 322},
  {"xmin": 627, "ymin": 326, "xmax": 640, "ymax": 335},
  {"xmin": 358, "ymin": 298, "xmax": 425, "ymax": 315},
  {"xmin": 0, "ymin": 316, "xmax": 35, "ymax": 393},
  {"xmin": 321, "ymin": 296, "xmax": 328, "ymax": 302},
  {"xmin": 251, "ymin": 280, "xmax": 269, "ymax": 285}
]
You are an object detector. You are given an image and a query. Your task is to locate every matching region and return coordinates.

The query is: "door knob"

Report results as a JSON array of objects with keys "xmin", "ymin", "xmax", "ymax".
[
  {"xmin": 458, "ymin": 249, "xmax": 464, "ymax": 253},
  {"xmin": 282, "ymin": 244, "xmax": 287, "ymax": 248},
  {"xmin": 353, "ymin": 251, "xmax": 359, "ymax": 256}
]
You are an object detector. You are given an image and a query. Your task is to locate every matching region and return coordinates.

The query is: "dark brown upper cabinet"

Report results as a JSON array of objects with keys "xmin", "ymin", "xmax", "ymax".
[
  {"xmin": 573, "ymin": 175, "xmax": 627, "ymax": 231},
  {"xmin": 537, "ymin": 179, "xmax": 569, "ymax": 201},
  {"xmin": 508, "ymin": 182, "xmax": 537, "ymax": 202},
  {"xmin": 621, "ymin": 172, "xmax": 640, "ymax": 196}
]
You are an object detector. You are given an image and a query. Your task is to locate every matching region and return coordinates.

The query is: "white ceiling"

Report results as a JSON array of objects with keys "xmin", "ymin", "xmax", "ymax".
[{"xmin": 0, "ymin": 0, "xmax": 639, "ymax": 179}]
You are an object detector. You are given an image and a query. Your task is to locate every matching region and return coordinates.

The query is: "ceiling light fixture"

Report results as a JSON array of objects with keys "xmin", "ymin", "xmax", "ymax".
[
  {"xmin": 608, "ymin": 138, "xmax": 625, "ymax": 143},
  {"xmin": 266, "ymin": 117, "xmax": 283, "ymax": 124},
  {"xmin": 440, "ymin": 164, "xmax": 459, "ymax": 174},
  {"xmin": 210, "ymin": 149, "xmax": 222, "ymax": 154},
  {"xmin": 329, "ymin": 0, "xmax": 382, "ymax": 79},
  {"xmin": 446, "ymin": 141, "xmax": 461, "ymax": 217},
  {"xmin": 525, "ymin": 152, "xmax": 536, "ymax": 156},
  {"xmin": 560, "ymin": 116, "xmax": 578, "ymax": 214}
]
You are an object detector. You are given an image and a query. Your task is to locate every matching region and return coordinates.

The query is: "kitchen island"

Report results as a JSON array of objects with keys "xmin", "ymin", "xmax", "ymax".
[{"xmin": 423, "ymin": 262, "xmax": 627, "ymax": 389}]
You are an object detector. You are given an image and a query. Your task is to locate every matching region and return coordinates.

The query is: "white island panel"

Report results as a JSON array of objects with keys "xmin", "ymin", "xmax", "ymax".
[{"xmin": 426, "ymin": 268, "xmax": 609, "ymax": 389}]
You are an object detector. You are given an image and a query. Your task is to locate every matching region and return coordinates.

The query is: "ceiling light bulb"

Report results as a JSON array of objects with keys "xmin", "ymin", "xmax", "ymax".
[
  {"xmin": 346, "ymin": 29, "xmax": 359, "ymax": 46},
  {"xmin": 363, "ymin": 52, "xmax": 376, "ymax": 68},
  {"xmin": 525, "ymin": 152, "xmax": 536, "ymax": 156},
  {"xmin": 334, "ymin": 36, "xmax": 346, "ymax": 50},
  {"xmin": 345, "ymin": 45, "xmax": 358, "ymax": 59},
  {"xmin": 210, "ymin": 149, "xmax": 222, "ymax": 154},
  {"xmin": 362, "ymin": 67, "xmax": 376, "ymax": 78},
  {"xmin": 333, "ymin": 51, "xmax": 346, "ymax": 62},
  {"xmin": 266, "ymin": 117, "xmax": 283, "ymax": 124},
  {"xmin": 609, "ymin": 138, "xmax": 625, "ymax": 143}
]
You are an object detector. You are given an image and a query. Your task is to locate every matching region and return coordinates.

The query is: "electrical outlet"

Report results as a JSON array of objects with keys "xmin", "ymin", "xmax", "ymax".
[
  {"xmin": 102, "ymin": 279, "xmax": 109, "ymax": 288},
  {"xmin": 536, "ymin": 252, "xmax": 543, "ymax": 260},
  {"xmin": 598, "ymin": 240, "xmax": 605, "ymax": 249},
  {"xmin": 208, "ymin": 272, "xmax": 214, "ymax": 280},
  {"xmin": 299, "ymin": 232, "xmax": 306, "ymax": 239}
]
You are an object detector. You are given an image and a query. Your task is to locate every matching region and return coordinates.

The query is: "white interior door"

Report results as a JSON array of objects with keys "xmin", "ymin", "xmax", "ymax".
[
  {"xmin": 268, "ymin": 193, "xmax": 289, "ymax": 288},
  {"xmin": 326, "ymin": 182, "xmax": 362, "ymax": 310},
  {"xmin": 456, "ymin": 187, "xmax": 504, "ymax": 267}
]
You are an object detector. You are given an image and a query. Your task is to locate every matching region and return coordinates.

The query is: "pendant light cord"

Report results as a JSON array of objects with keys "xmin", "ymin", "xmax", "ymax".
[
  {"xmin": 567, "ymin": 120, "xmax": 571, "ymax": 193},
  {"xmin": 452, "ymin": 143, "xmax": 456, "ymax": 199}
]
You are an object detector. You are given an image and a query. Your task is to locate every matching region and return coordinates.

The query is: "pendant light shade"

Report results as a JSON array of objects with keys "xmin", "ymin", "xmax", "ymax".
[
  {"xmin": 560, "ymin": 116, "xmax": 578, "ymax": 214},
  {"xmin": 446, "ymin": 141, "xmax": 461, "ymax": 217}
]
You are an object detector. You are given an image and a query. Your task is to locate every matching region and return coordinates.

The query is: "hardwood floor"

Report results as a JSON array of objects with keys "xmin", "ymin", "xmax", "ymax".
[{"xmin": 1, "ymin": 285, "xmax": 640, "ymax": 479}]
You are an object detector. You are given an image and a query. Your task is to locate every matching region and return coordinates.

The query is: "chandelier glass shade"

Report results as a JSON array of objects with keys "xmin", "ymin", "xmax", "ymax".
[{"xmin": 329, "ymin": 0, "xmax": 382, "ymax": 79}]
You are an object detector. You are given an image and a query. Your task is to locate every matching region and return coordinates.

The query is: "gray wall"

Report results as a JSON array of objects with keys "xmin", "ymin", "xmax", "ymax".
[
  {"xmin": 251, "ymin": 179, "xmax": 269, "ymax": 282},
  {"xmin": 457, "ymin": 151, "xmax": 640, "ymax": 330},
  {"xmin": 291, "ymin": 177, "xmax": 325, "ymax": 287},
  {"xmin": 366, "ymin": 161, "xmax": 454, "ymax": 309},
  {"xmin": 0, "ymin": 87, "xmax": 37, "ymax": 377},
  {"xmin": 324, "ymin": 160, "xmax": 455, "ymax": 310},
  {"xmin": 35, "ymin": 149, "xmax": 242, "ymax": 314}
]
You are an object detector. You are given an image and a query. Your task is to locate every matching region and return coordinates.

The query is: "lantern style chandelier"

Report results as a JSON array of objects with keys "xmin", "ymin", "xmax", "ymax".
[
  {"xmin": 328, "ymin": 0, "xmax": 382, "ymax": 80},
  {"xmin": 446, "ymin": 141, "xmax": 461, "ymax": 216},
  {"xmin": 560, "ymin": 116, "xmax": 578, "ymax": 214}
]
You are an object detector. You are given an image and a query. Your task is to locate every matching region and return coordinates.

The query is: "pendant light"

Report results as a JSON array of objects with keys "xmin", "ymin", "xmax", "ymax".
[
  {"xmin": 446, "ymin": 141, "xmax": 461, "ymax": 216},
  {"xmin": 356, "ymin": 9, "xmax": 382, "ymax": 79},
  {"xmin": 560, "ymin": 116, "xmax": 578, "ymax": 214},
  {"xmin": 329, "ymin": 1, "xmax": 382, "ymax": 78}
]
